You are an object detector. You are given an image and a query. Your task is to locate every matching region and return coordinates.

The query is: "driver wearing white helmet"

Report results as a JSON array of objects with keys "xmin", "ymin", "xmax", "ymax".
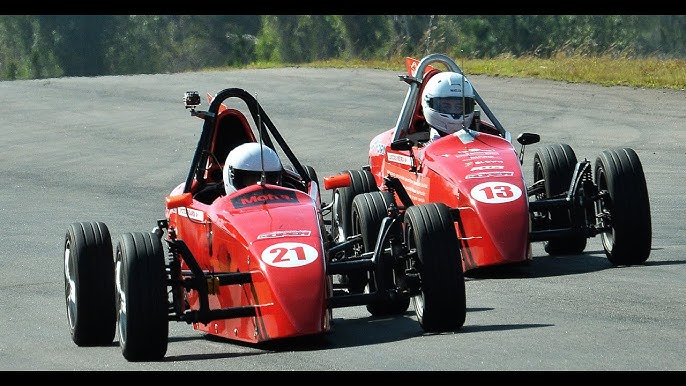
[
  {"xmin": 223, "ymin": 142, "xmax": 283, "ymax": 195},
  {"xmin": 420, "ymin": 71, "xmax": 476, "ymax": 141}
]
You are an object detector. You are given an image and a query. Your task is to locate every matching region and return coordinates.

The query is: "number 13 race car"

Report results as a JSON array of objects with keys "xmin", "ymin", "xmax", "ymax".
[
  {"xmin": 328, "ymin": 53, "xmax": 652, "ymax": 281},
  {"xmin": 63, "ymin": 87, "xmax": 467, "ymax": 362}
]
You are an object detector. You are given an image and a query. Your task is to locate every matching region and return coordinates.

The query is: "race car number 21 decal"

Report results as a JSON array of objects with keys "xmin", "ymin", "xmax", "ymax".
[
  {"xmin": 261, "ymin": 242, "xmax": 318, "ymax": 268},
  {"xmin": 470, "ymin": 181, "xmax": 522, "ymax": 204}
]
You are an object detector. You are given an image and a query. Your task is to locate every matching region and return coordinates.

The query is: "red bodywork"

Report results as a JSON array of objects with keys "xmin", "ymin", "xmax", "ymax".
[
  {"xmin": 367, "ymin": 55, "xmax": 532, "ymax": 272},
  {"xmin": 166, "ymin": 183, "xmax": 330, "ymax": 343},
  {"xmin": 369, "ymin": 128, "xmax": 531, "ymax": 271}
]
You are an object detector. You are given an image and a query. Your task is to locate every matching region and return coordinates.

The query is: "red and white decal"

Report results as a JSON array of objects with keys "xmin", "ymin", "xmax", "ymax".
[
  {"xmin": 470, "ymin": 165, "xmax": 504, "ymax": 171},
  {"xmin": 466, "ymin": 171, "xmax": 514, "ymax": 179},
  {"xmin": 178, "ymin": 207, "xmax": 205, "ymax": 221},
  {"xmin": 257, "ymin": 230, "xmax": 312, "ymax": 239},
  {"xmin": 387, "ymin": 152, "xmax": 413, "ymax": 166},
  {"xmin": 261, "ymin": 242, "xmax": 318, "ymax": 268},
  {"xmin": 386, "ymin": 164, "xmax": 430, "ymax": 203},
  {"xmin": 454, "ymin": 149, "xmax": 500, "ymax": 159},
  {"xmin": 409, "ymin": 61, "xmax": 419, "ymax": 76},
  {"xmin": 470, "ymin": 181, "xmax": 522, "ymax": 204},
  {"xmin": 465, "ymin": 159, "xmax": 504, "ymax": 167}
]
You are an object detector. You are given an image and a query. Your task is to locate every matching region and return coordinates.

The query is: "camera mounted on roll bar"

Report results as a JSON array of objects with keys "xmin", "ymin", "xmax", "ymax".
[
  {"xmin": 184, "ymin": 90, "xmax": 214, "ymax": 119},
  {"xmin": 184, "ymin": 91, "xmax": 201, "ymax": 109}
]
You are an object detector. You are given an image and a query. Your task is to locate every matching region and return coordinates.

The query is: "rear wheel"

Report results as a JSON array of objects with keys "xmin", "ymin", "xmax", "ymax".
[
  {"xmin": 285, "ymin": 164, "xmax": 319, "ymax": 197},
  {"xmin": 533, "ymin": 143, "xmax": 587, "ymax": 255},
  {"xmin": 331, "ymin": 169, "xmax": 378, "ymax": 243},
  {"xmin": 301, "ymin": 164, "xmax": 320, "ymax": 201},
  {"xmin": 302, "ymin": 164, "xmax": 318, "ymax": 184},
  {"xmin": 351, "ymin": 191, "xmax": 410, "ymax": 315},
  {"xmin": 115, "ymin": 232, "xmax": 169, "ymax": 361},
  {"xmin": 332, "ymin": 169, "xmax": 378, "ymax": 292},
  {"xmin": 64, "ymin": 221, "xmax": 116, "ymax": 346},
  {"xmin": 594, "ymin": 148, "xmax": 651, "ymax": 265},
  {"xmin": 404, "ymin": 203, "xmax": 466, "ymax": 332}
]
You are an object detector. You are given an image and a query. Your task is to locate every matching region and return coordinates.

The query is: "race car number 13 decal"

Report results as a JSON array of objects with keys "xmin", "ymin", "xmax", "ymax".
[
  {"xmin": 261, "ymin": 242, "xmax": 318, "ymax": 268},
  {"xmin": 470, "ymin": 181, "xmax": 522, "ymax": 204}
]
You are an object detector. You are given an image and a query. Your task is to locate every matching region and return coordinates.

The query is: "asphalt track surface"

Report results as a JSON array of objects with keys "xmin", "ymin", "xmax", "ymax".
[{"xmin": 1, "ymin": 67, "xmax": 684, "ymax": 372}]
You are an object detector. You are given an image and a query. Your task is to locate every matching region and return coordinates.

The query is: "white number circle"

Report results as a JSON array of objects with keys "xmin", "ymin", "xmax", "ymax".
[
  {"xmin": 470, "ymin": 181, "xmax": 522, "ymax": 204},
  {"xmin": 261, "ymin": 242, "xmax": 318, "ymax": 268}
]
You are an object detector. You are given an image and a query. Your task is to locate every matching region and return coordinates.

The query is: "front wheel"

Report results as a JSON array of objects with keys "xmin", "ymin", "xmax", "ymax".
[
  {"xmin": 115, "ymin": 232, "xmax": 169, "ymax": 361},
  {"xmin": 64, "ymin": 221, "xmax": 116, "ymax": 346},
  {"xmin": 351, "ymin": 191, "xmax": 410, "ymax": 315},
  {"xmin": 594, "ymin": 148, "xmax": 651, "ymax": 265},
  {"xmin": 404, "ymin": 203, "xmax": 466, "ymax": 332},
  {"xmin": 532, "ymin": 143, "xmax": 587, "ymax": 255}
]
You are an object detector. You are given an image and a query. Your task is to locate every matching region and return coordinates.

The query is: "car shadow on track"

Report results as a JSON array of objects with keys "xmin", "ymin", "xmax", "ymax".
[
  {"xmin": 136, "ymin": 310, "xmax": 555, "ymax": 362},
  {"xmin": 163, "ymin": 319, "xmax": 417, "ymax": 358},
  {"xmin": 466, "ymin": 250, "xmax": 642, "ymax": 280},
  {"xmin": 464, "ymin": 245, "xmax": 681, "ymax": 281},
  {"xmin": 163, "ymin": 308, "xmax": 534, "ymax": 358},
  {"xmin": 160, "ymin": 249, "xmax": 679, "ymax": 360},
  {"xmin": 162, "ymin": 317, "xmax": 416, "ymax": 358}
]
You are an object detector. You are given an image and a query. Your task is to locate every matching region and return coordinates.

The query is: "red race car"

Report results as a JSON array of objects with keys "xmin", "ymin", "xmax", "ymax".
[
  {"xmin": 63, "ymin": 87, "xmax": 466, "ymax": 361},
  {"xmin": 328, "ymin": 53, "xmax": 652, "ymax": 278}
]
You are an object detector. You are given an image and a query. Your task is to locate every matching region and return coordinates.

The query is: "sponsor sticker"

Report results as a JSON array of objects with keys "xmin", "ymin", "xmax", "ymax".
[
  {"xmin": 387, "ymin": 152, "xmax": 413, "ymax": 166},
  {"xmin": 470, "ymin": 165, "xmax": 505, "ymax": 171},
  {"xmin": 257, "ymin": 230, "xmax": 312, "ymax": 239},
  {"xmin": 465, "ymin": 171, "xmax": 514, "ymax": 179},
  {"xmin": 186, "ymin": 208, "xmax": 204, "ymax": 221},
  {"xmin": 177, "ymin": 207, "xmax": 204, "ymax": 221},
  {"xmin": 231, "ymin": 188, "xmax": 299, "ymax": 208},
  {"xmin": 370, "ymin": 140, "xmax": 386, "ymax": 155},
  {"xmin": 455, "ymin": 149, "xmax": 499, "ymax": 158}
]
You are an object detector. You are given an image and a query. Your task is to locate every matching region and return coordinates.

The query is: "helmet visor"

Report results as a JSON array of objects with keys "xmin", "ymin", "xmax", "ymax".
[
  {"xmin": 233, "ymin": 169, "xmax": 282, "ymax": 190},
  {"xmin": 432, "ymin": 97, "xmax": 474, "ymax": 117}
]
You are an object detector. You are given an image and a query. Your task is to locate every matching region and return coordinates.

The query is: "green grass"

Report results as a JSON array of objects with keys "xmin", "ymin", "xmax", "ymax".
[{"xmin": 227, "ymin": 55, "xmax": 686, "ymax": 91}]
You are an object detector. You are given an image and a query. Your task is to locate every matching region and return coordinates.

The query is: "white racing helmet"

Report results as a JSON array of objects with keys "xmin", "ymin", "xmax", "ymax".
[
  {"xmin": 223, "ymin": 142, "xmax": 283, "ymax": 194},
  {"xmin": 421, "ymin": 71, "xmax": 476, "ymax": 135}
]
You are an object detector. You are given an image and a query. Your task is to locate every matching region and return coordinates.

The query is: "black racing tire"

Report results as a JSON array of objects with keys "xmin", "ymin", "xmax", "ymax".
[
  {"xmin": 64, "ymin": 221, "xmax": 116, "ymax": 346},
  {"xmin": 351, "ymin": 191, "xmax": 393, "ymax": 253},
  {"xmin": 285, "ymin": 164, "xmax": 319, "ymax": 190},
  {"xmin": 302, "ymin": 164, "xmax": 318, "ymax": 186},
  {"xmin": 303, "ymin": 164, "xmax": 320, "ymax": 201},
  {"xmin": 331, "ymin": 169, "xmax": 378, "ymax": 294},
  {"xmin": 331, "ymin": 169, "xmax": 378, "ymax": 243},
  {"xmin": 532, "ymin": 143, "xmax": 587, "ymax": 255},
  {"xmin": 115, "ymin": 232, "xmax": 169, "ymax": 361},
  {"xmin": 404, "ymin": 203, "xmax": 466, "ymax": 332},
  {"xmin": 594, "ymin": 148, "xmax": 652, "ymax": 265},
  {"xmin": 351, "ymin": 191, "xmax": 410, "ymax": 315}
]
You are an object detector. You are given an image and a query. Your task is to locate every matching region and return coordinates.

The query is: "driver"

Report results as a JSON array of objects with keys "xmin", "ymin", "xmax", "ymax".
[
  {"xmin": 223, "ymin": 142, "xmax": 283, "ymax": 194},
  {"xmin": 420, "ymin": 71, "xmax": 476, "ymax": 141}
]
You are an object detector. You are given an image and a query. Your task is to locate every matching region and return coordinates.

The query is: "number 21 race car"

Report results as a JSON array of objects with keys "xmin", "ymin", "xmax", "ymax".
[{"xmin": 63, "ymin": 86, "xmax": 466, "ymax": 362}]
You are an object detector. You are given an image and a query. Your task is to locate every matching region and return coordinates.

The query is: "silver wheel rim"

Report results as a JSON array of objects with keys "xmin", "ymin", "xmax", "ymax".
[
  {"xmin": 332, "ymin": 190, "xmax": 346, "ymax": 243},
  {"xmin": 115, "ymin": 251, "xmax": 127, "ymax": 345},
  {"xmin": 64, "ymin": 240, "xmax": 77, "ymax": 330}
]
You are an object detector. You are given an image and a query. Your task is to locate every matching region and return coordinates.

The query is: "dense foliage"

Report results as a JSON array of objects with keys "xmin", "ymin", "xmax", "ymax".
[{"xmin": 1, "ymin": 15, "xmax": 684, "ymax": 81}]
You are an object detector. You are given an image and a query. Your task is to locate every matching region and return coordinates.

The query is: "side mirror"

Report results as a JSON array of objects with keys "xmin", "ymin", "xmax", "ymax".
[
  {"xmin": 515, "ymin": 132, "xmax": 541, "ymax": 165},
  {"xmin": 391, "ymin": 138, "xmax": 414, "ymax": 151},
  {"xmin": 516, "ymin": 132, "xmax": 540, "ymax": 146}
]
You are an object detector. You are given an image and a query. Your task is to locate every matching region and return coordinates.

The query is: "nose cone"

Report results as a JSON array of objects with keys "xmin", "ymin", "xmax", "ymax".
[{"xmin": 252, "ymin": 235, "xmax": 330, "ymax": 339}]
